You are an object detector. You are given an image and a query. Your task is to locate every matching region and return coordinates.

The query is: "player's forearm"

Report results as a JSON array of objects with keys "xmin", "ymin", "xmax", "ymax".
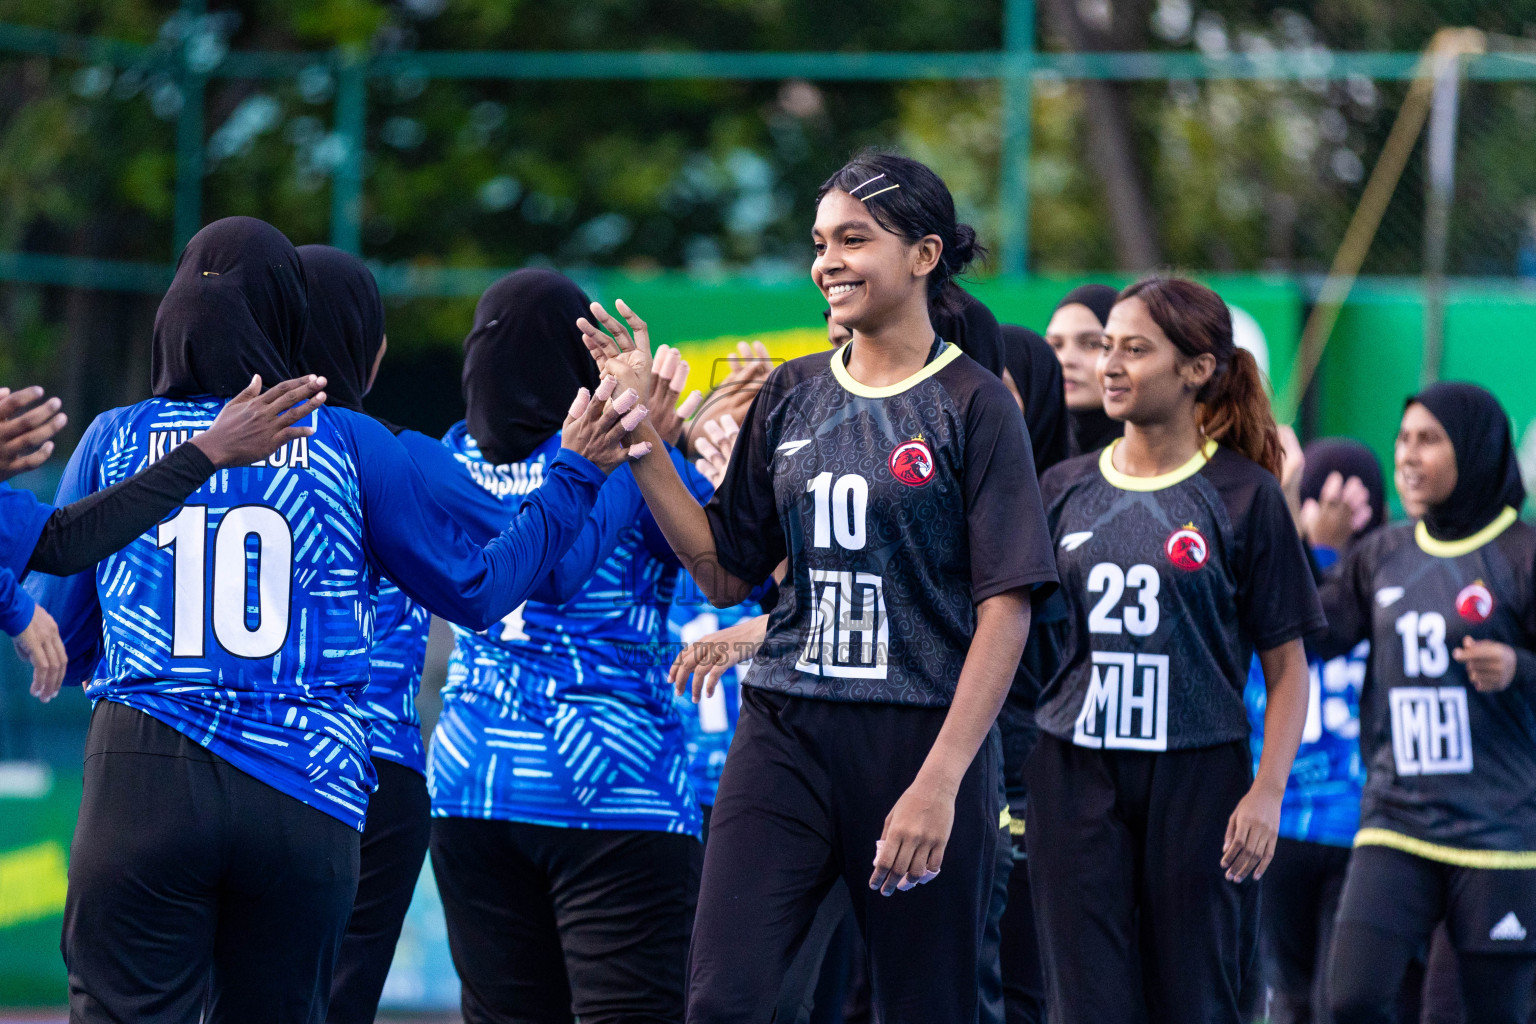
[
  {"xmin": 1255, "ymin": 638, "xmax": 1309, "ymax": 797},
  {"xmin": 916, "ymin": 589, "xmax": 1031, "ymax": 796},
  {"xmin": 628, "ymin": 419, "xmax": 753, "ymax": 607}
]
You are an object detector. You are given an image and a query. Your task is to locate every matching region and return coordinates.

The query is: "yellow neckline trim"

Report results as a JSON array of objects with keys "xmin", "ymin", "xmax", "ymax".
[
  {"xmin": 829, "ymin": 340, "xmax": 962, "ymax": 399},
  {"xmin": 1415, "ymin": 506, "xmax": 1518, "ymax": 559},
  {"xmin": 1355, "ymin": 827, "xmax": 1536, "ymax": 869},
  {"xmin": 1098, "ymin": 437, "xmax": 1219, "ymax": 492}
]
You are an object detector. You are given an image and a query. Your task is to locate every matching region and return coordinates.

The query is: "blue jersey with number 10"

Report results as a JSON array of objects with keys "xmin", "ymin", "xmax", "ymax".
[{"xmin": 31, "ymin": 399, "xmax": 606, "ymax": 831}]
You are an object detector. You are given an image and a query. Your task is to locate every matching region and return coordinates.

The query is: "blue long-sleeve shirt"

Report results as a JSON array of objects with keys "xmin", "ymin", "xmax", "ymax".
[{"xmin": 26, "ymin": 399, "xmax": 605, "ymax": 830}]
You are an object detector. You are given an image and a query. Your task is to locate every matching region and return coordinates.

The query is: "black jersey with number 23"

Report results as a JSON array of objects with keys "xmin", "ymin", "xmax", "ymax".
[
  {"xmin": 1037, "ymin": 440, "xmax": 1324, "ymax": 751},
  {"xmin": 705, "ymin": 341, "xmax": 1058, "ymax": 707}
]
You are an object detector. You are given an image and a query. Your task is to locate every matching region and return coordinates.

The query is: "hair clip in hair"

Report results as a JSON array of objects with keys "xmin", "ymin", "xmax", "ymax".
[
  {"xmin": 858, "ymin": 184, "xmax": 900, "ymax": 202},
  {"xmin": 201, "ymin": 271, "xmax": 220, "ymax": 277},
  {"xmin": 848, "ymin": 173, "xmax": 901, "ymax": 201}
]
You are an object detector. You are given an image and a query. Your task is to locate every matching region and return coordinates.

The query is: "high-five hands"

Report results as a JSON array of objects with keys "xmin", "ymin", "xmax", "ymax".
[
  {"xmin": 577, "ymin": 299, "xmax": 655, "ymax": 402},
  {"xmin": 0, "ymin": 386, "xmax": 68, "ymax": 481},
  {"xmin": 561, "ymin": 377, "xmax": 651, "ymax": 472},
  {"xmin": 647, "ymin": 345, "xmax": 703, "ymax": 447}
]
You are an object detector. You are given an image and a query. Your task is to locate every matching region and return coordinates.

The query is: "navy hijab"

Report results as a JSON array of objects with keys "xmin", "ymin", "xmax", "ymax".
[
  {"xmin": 462, "ymin": 269, "xmax": 601, "ymax": 466},
  {"xmin": 295, "ymin": 245, "xmax": 386, "ymax": 415},
  {"xmin": 152, "ymin": 217, "xmax": 307, "ymax": 399},
  {"xmin": 932, "ymin": 288, "xmax": 1005, "ymax": 379},
  {"xmin": 1409, "ymin": 382, "xmax": 1526, "ymax": 541}
]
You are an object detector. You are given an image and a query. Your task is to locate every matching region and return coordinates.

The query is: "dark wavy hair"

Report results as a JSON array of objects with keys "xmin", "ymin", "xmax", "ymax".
[{"xmin": 817, "ymin": 150, "xmax": 984, "ymax": 318}]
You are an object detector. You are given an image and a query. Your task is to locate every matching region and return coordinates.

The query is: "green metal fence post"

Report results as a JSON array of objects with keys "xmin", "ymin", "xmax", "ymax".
[
  {"xmin": 172, "ymin": 0, "xmax": 207, "ymax": 252},
  {"xmin": 998, "ymin": 0, "xmax": 1034, "ymax": 277},
  {"xmin": 330, "ymin": 50, "xmax": 366, "ymax": 253}
]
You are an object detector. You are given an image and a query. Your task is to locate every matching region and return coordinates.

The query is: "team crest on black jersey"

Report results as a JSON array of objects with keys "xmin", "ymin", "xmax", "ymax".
[
  {"xmin": 889, "ymin": 437, "xmax": 935, "ymax": 487},
  {"xmin": 1456, "ymin": 580, "xmax": 1495, "ymax": 624},
  {"xmin": 1165, "ymin": 523, "xmax": 1209, "ymax": 571}
]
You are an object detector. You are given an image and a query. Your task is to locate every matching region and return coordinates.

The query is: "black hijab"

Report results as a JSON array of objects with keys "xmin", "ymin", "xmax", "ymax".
[
  {"xmin": 151, "ymin": 216, "xmax": 307, "ymax": 399},
  {"xmin": 932, "ymin": 288, "xmax": 1005, "ymax": 379},
  {"xmin": 1409, "ymin": 382, "xmax": 1526, "ymax": 541},
  {"xmin": 1000, "ymin": 324, "xmax": 1069, "ymax": 475},
  {"xmin": 295, "ymin": 245, "xmax": 385, "ymax": 415},
  {"xmin": 463, "ymin": 269, "xmax": 601, "ymax": 466},
  {"xmin": 1301, "ymin": 437, "xmax": 1387, "ymax": 536},
  {"xmin": 1055, "ymin": 283, "xmax": 1123, "ymax": 456}
]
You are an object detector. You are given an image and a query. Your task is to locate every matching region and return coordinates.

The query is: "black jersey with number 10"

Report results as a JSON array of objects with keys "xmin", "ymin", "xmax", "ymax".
[
  {"xmin": 1316, "ymin": 511, "xmax": 1536, "ymax": 860},
  {"xmin": 1037, "ymin": 440, "xmax": 1324, "ymax": 751},
  {"xmin": 705, "ymin": 341, "xmax": 1058, "ymax": 707}
]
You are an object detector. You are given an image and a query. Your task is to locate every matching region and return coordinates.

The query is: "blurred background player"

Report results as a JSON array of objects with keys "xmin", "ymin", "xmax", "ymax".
[
  {"xmin": 1245, "ymin": 438, "xmax": 1384, "ymax": 1024},
  {"xmin": 1044, "ymin": 284, "xmax": 1122, "ymax": 457},
  {"xmin": 1315, "ymin": 384, "xmax": 1536, "ymax": 1024},
  {"xmin": 1027, "ymin": 277, "xmax": 1321, "ymax": 1024}
]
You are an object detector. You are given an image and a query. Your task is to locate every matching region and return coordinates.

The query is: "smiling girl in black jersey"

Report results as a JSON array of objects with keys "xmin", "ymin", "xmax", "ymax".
[
  {"xmin": 1027, "ymin": 276, "xmax": 1321, "ymax": 1024},
  {"xmin": 578, "ymin": 151, "xmax": 1058, "ymax": 1023},
  {"xmin": 1315, "ymin": 383, "xmax": 1536, "ymax": 1024}
]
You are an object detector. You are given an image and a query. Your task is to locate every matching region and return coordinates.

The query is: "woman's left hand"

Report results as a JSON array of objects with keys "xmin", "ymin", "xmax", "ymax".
[
  {"xmin": 870, "ymin": 776, "xmax": 956, "ymax": 896},
  {"xmin": 646, "ymin": 345, "xmax": 704, "ymax": 447},
  {"xmin": 1222, "ymin": 784, "xmax": 1282, "ymax": 882},
  {"xmin": 1453, "ymin": 637, "xmax": 1517, "ymax": 692}
]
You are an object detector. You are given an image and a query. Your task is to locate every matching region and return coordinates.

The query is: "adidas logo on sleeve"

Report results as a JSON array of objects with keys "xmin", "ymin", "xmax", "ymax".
[{"xmin": 1490, "ymin": 912, "xmax": 1527, "ymax": 941}]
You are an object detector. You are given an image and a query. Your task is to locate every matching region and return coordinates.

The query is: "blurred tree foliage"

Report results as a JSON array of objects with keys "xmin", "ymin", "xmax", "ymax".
[{"xmin": 6, "ymin": 0, "xmax": 1536, "ymax": 433}]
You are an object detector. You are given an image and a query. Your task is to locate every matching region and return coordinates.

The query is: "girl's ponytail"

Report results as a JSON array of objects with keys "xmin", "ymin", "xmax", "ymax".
[
  {"xmin": 1119, "ymin": 276, "xmax": 1283, "ymax": 478},
  {"xmin": 1200, "ymin": 345, "xmax": 1282, "ymax": 477}
]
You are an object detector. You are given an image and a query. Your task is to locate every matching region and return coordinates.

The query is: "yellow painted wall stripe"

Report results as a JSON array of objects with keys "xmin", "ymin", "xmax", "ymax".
[
  {"xmin": 1354, "ymin": 827, "xmax": 1536, "ymax": 869},
  {"xmin": 0, "ymin": 841, "xmax": 69, "ymax": 929}
]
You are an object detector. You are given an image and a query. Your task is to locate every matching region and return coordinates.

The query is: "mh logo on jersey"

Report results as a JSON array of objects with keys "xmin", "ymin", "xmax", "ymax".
[
  {"xmin": 1165, "ymin": 523, "xmax": 1208, "ymax": 571},
  {"xmin": 889, "ymin": 438, "xmax": 934, "ymax": 487},
  {"xmin": 1456, "ymin": 580, "xmax": 1494, "ymax": 624}
]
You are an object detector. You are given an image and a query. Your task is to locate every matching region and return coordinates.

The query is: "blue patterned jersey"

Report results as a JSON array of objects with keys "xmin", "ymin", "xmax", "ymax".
[
  {"xmin": 1246, "ymin": 638, "xmax": 1369, "ymax": 847},
  {"xmin": 666, "ymin": 578, "xmax": 760, "ymax": 806},
  {"xmin": 427, "ymin": 423, "xmax": 708, "ymax": 836},
  {"xmin": 30, "ymin": 400, "xmax": 607, "ymax": 831},
  {"xmin": 363, "ymin": 574, "xmax": 431, "ymax": 773}
]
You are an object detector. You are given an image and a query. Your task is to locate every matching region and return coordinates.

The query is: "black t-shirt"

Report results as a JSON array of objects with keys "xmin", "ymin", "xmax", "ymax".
[
  {"xmin": 705, "ymin": 341, "xmax": 1058, "ymax": 707},
  {"xmin": 1316, "ymin": 511, "xmax": 1536, "ymax": 854},
  {"xmin": 1036, "ymin": 439, "xmax": 1324, "ymax": 750}
]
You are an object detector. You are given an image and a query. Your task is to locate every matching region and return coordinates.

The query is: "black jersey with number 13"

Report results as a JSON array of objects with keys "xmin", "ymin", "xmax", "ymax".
[
  {"xmin": 1037, "ymin": 440, "xmax": 1324, "ymax": 751},
  {"xmin": 705, "ymin": 341, "xmax": 1058, "ymax": 707}
]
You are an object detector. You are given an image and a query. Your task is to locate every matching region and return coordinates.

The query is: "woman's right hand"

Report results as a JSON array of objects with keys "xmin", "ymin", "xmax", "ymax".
[
  {"xmin": 560, "ymin": 378, "xmax": 650, "ymax": 473},
  {"xmin": 669, "ymin": 613, "xmax": 767, "ymax": 702},
  {"xmin": 1299, "ymin": 471, "xmax": 1371, "ymax": 551},
  {"xmin": 190, "ymin": 374, "xmax": 328, "ymax": 469},
  {"xmin": 693, "ymin": 414, "xmax": 741, "ymax": 487},
  {"xmin": 577, "ymin": 299, "xmax": 655, "ymax": 402},
  {"xmin": 0, "ymin": 386, "xmax": 67, "ymax": 481}
]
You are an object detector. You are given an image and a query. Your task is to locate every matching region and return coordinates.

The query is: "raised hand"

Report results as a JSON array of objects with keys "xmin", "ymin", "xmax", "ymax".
[
  {"xmin": 561, "ymin": 377, "xmax": 651, "ymax": 473},
  {"xmin": 189, "ymin": 375, "xmax": 328, "ymax": 469},
  {"xmin": 0, "ymin": 386, "xmax": 68, "ymax": 481},
  {"xmin": 693, "ymin": 413, "xmax": 741, "ymax": 488},
  {"xmin": 577, "ymin": 299, "xmax": 654, "ymax": 402},
  {"xmin": 683, "ymin": 341, "xmax": 772, "ymax": 457},
  {"xmin": 648, "ymin": 345, "xmax": 704, "ymax": 447},
  {"xmin": 14, "ymin": 604, "xmax": 66, "ymax": 704}
]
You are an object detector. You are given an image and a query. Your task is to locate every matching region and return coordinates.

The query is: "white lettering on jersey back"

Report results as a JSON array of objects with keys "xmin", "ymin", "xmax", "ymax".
[
  {"xmin": 1061, "ymin": 531, "xmax": 1094, "ymax": 552},
  {"xmin": 1389, "ymin": 686, "xmax": 1473, "ymax": 775},
  {"xmin": 1072, "ymin": 651, "xmax": 1170, "ymax": 751},
  {"xmin": 796, "ymin": 569, "xmax": 888, "ymax": 679}
]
